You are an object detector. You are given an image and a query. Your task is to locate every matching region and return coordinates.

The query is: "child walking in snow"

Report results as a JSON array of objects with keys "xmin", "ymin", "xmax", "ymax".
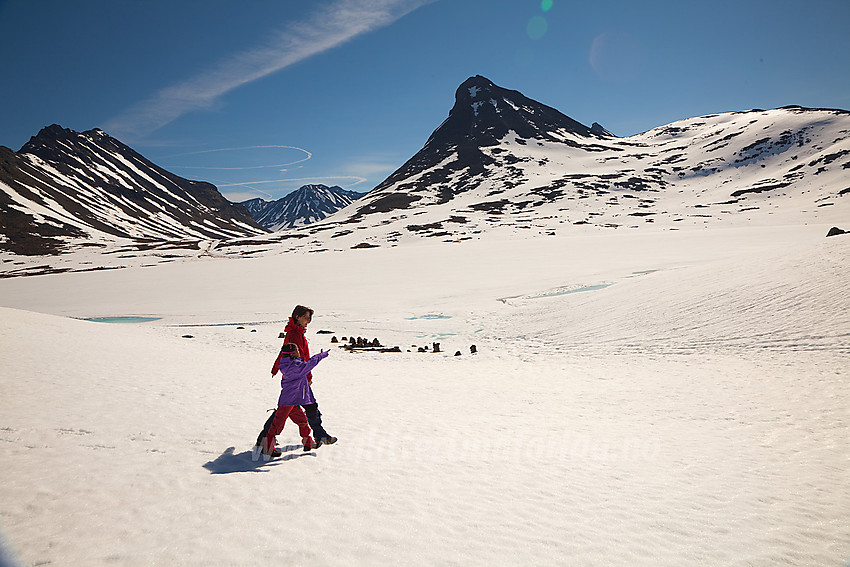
[{"xmin": 253, "ymin": 343, "xmax": 329, "ymax": 461}]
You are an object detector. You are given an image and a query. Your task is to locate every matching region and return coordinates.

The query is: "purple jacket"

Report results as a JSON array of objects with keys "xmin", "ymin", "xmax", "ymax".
[{"xmin": 275, "ymin": 351, "xmax": 328, "ymax": 407}]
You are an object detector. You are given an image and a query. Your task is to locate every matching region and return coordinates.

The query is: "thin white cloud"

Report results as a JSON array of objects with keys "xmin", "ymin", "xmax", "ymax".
[
  {"xmin": 342, "ymin": 154, "xmax": 404, "ymax": 178},
  {"xmin": 104, "ymin": 0, "xmax": 434, "ymax": 139}
]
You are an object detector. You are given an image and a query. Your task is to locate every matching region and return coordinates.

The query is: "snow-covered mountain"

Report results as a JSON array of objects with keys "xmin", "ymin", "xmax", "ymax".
[
  {"xmin": 277, "ymin": 75, "xmax": 847, "ymax": 251},
  {"xmin": 0, "ymin": 125, "xmax": 264, "ymax": 256},
  {"xmin": 241, "ymin": 185, "xmax": 366, "ymax": 231},
  {"xmin": 2, "ymin": 76, "xmax": 849, "ymax": 274}
]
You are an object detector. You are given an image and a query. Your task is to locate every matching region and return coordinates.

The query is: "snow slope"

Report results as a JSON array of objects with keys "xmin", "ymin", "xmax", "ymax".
[
  {"xmin": 1, "ymin": 223, "xmax": 848, "ymax": 566},
  {"xmin": 297, "ymin": 105, "xmax": 850, "ymax": 251}
]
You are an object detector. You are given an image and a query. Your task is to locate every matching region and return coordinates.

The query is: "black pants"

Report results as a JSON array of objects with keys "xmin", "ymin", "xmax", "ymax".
[{"xmin": 256, "ymin": 403, "xmax": 329, "ymax": 445}]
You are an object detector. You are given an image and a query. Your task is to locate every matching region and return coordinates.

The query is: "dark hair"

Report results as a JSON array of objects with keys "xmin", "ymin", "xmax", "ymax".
[
  {"xmin": 281, "ymin": 343, "xmax": 300, "ymax": 358},
  {"xmin": 292, "ymin": 305, "xmax": 314, "ymax": 320}
]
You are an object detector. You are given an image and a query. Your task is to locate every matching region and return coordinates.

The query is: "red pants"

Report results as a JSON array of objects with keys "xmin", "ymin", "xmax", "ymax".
[{"xmin": 263, "ymin": 405, "xmax": 313, "ymax": 453}]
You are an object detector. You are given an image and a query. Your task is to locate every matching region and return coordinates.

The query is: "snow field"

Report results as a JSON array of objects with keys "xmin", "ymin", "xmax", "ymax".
[{"xmin": 0, "ymin": 224, "xmax": 848, "ymax": 566}]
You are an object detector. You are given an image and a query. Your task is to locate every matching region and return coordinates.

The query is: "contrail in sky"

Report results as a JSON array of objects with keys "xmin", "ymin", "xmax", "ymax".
[
  {"xmin": 158, "ymin": 145, "xmax": 313, "ymax": 170},
  {"xmin": 104, "ymin": 0, "xmax": 434, "ymax": 139}
]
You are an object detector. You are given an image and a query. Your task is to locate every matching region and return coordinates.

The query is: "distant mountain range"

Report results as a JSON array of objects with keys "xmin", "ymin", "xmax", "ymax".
[
  {"xmin": 241, "ymin": 185, "xmax": 366, "ymax": 231},
  {"xmin": 1, "ymin": 75, "xmax": 848, "ymax": 274}
]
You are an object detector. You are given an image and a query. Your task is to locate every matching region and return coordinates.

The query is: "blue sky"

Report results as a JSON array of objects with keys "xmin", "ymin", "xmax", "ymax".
[{"xmin": 1, "ymin": 0, "xmax": 848, "ymax": 202}]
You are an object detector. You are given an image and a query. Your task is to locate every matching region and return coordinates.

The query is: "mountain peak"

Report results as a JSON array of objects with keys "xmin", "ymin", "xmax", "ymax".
[
  {"xmin": 369, "ymin": 76, "xmax": 604, "ymax": 203},
  {"xmin": 240, "ymin": 184, "xmax": 366, "ymax": 231},
  {"xmin": 20, "ymin": 124, "xmax": 117, "ymax": 159},
  {"xmin": 37, "ymin": 123, "xmax": 71, "ymax": 137},
  {"xmin": 426, "ymin": 76, "xmax": 597, "ymax": 151},
  {"xmin": 22, "ymin": 124, "xmax": 74, "ymax": 150},
  {"xmin": 457, "ymin": 75, "xmax": 498, "ymax": 97}
]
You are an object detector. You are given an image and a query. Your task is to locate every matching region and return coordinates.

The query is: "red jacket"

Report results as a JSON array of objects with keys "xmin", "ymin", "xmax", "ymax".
[{"xmin": 271, "ymin": 317, "xmax": 312, "ymax": 379}]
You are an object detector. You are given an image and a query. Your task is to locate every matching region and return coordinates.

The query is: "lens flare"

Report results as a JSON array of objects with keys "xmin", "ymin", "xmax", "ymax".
[
  {"xmin": 541, "ymin": 0, "xmax": 553, "ymax": 12},
  {"xmin": 526, "ymin": 15, "xmax": 548, "ymax": 40},
  {"xmin": 589, "ymin": 31, "xmax": 645, "ymax": 83}
]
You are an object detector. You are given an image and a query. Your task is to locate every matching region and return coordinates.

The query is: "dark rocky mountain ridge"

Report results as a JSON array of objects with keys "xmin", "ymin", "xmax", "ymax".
[{"xmin": 0, "ymin": 125, "xmax": 264, "ymax": 255}]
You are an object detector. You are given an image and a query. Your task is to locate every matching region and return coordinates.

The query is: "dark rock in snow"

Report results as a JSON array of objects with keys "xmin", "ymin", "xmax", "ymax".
[{"xmin": 590, "ymin": 122, "xmax": 615, "ymax": 137}]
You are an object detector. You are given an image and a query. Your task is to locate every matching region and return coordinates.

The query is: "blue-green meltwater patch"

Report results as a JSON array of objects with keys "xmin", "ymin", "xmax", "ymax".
[{"xmin": 83, "ymin": 316, "xmax": 162, "ymax": 324}]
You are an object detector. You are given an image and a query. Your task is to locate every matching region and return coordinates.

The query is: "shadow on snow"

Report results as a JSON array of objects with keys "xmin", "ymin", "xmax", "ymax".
[{"xmin": 202, "ymin": 445, "xmax": 314, "ymax": 474}]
